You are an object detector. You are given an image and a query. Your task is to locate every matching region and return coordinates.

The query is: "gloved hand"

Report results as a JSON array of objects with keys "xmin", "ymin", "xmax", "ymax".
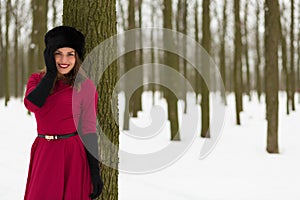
[
  {"xmin": 82, "ymin": 133, "xmax": 104, "ymax": 199},
  {"xmin": 26, "ymin": 47, "xmax": 57, "ymax": 107},
  {"xmin": 44, "ymin": 46, "xmax": 57, "ymax": 75}
]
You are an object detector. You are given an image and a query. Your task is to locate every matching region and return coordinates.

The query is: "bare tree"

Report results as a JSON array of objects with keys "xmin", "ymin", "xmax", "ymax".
[
  {"xmin": 0, "ymin": 0, "xmax": 4, "ymax": 98},
  {"xmin": 12, "ymin": 0, "xmax": 20, "ymax": 97},
  {"xmin": 255, "ymin": 0, "xmax": 262, "ymax": 102},
  {"xmin": 265, "ymin": 0, "xmax": 280, "ymax": 153},
  {"xmin": 176, "ymin": 0, "xmax": 188, "ymax": 113},
  {"xmin": 290, "ymin": 0, "xmax": 296, "ymax": 111},
  {"xmin": 280, "ymin": 2, "xmax": 290, "ymax": 115},
  {"xmin": 52, "ymin": 0, "xmax": 57, "ymax": 27},
  {"xmin": 123, "ymin": 0, "xmax": 136, "ymax": 130},
  {"xmin": 200, "ymin": 0, "xmax": 211, "ymax": 137},
  {"xmin": 234, "ymin": 0, "xmax": 243, "ymax": 125},
  {"xmin": 298, "ymin": 0, "xmax": 300, "ymax": 103},
  {"xmin": 63, "ymin": 0, "xmax": 119, "ymax": 199},
  {"xmin": 243, "ymin": 0, "xmax": 251, "ymax": 100},
  {"xmin": 28, "ymin": 0, "xmax": 47, "ymax": 77},
  {"xmin": 220, "ymin": 0, "xmax": 228, "ymax": 104},
  {"xmin": 130, "ymin": 0, "xmax": 143, "ymax": 117},
  {"xmin": 163, "ymin": 0, "xmax": 180, "ymax": 141},
  {"xmin": 4, "ymin": 0, "xmax": 12, "ymax": 106},
  {"xmin": 194, "ymin": 1, "xmax": 201, "ymax": 104}
]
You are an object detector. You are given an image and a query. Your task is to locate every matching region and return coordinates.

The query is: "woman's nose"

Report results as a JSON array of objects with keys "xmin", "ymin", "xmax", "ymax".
[{"xmin": 60, "ymin": 55, "xmax": 68, "ymax": 63}]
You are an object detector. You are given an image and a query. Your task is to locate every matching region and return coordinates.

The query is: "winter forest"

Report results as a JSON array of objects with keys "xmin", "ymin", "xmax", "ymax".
[{"xmin": 1, "ymin": 0, "xmax": 300, "ymax": 199}]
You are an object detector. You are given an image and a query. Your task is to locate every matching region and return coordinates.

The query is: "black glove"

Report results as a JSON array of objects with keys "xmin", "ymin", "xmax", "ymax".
[
  {"xmin": 26, "ymin": 47, "xmax": 57, "ymax": 107},
  {"xmin": 82, "ymin": 133, "xmax": 103, "ymax": 199}
]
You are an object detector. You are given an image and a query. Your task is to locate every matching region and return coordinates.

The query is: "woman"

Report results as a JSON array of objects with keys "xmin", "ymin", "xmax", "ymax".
[{"xmin": 24, "ymin": 26, "xmax": 103, "ymax": 200}]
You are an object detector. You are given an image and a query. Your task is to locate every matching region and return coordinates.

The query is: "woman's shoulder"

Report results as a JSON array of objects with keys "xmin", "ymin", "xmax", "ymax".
[
  {"xmin": 27, "ymin": 72, "xmax": 45, "ymax": 83},
  {"xmin": 29, "ymin": 72, "xmax": 45, "ymax": 80},
  {"xmin": 81, "ymin": 78, "xmax": 96, "ymax": 88},
  {"xmin": 79, "ymin": 78, "xmax": 97, "ymax": 97}
]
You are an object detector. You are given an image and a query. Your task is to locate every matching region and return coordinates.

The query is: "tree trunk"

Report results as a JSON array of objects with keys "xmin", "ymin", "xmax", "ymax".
[
  {"xmin": 298, "ymin": 0, "xmax": 300, "ymax": 103},
  {"xmin": 0, "ymin": 0, "xmax": 4, "ymax": 98},
  {"xmin": 200, "ymin": 0, "xmax": 210, "ymax": 138},
  {"xmin": 265, "ymin": 0, "xmax": 280, "ymax": 154},
  {"xmin": 290, "ymin": 0, "xmax": 296, "ymax": 111},
  {"xmin": 182, "ymin": 0, "xmax": 188, "ymax": 113},
  {"xmin": 29, "ymin": 0, "xmax": 47, "ymax": 76},
  {"xmin": 63, "ymin": 0, "xmax": 119, "ymax": 199},
  {"xmin": 220, "ymin": 0, "xmax": 227, "ymax": 105},
  {"xmin": 176, "ymin": 0, "xmax": 188, "ymax": 113},
  {"xmin": 243, "ymin": 1, "xmax": 251, "ymax": 101},
  {"xmin": 194, "ymin": 1, "xmax": 201, "ymax": 104},
  {"xmin": 52, "ymin": 0, "xmax": 57, "ymax": 27},
  {"xmin": 255, "ymin": 0, "xmax": 262, "ymax": 102},
  {"xmin": 20, "ymin": 46, "xmax": 26, "ymax": 98},
  {"xmin": 151, "ymin": 1, "xmax": 156, "ymax": 105},
  {"xmin": 4, "ymin": 0, "xmax": 11, "ymax": 106},
  {"xmin": 279, "ymin": 5, "xmax": 290, "ymax": 115},
  {"xmin": 13, "ymin": 1, "xmax": 20, "ymax": 97},
  {"xmin": 163, "ymin": 0, "xmax": 180, "ymax": 141},
  {"xmin": 234, "ymin": 0, "xmax": 243, "ymax": 125},
  {"xmin": 131, "ymin": 0, "xmax": 143, "ymax": 117},
  {"xmin": 123, "ymin": 0, "xmax": 136, "ymax": 129}
]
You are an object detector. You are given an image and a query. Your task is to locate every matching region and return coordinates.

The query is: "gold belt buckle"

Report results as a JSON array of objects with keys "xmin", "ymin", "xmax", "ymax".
[{"xmin": 45, "ymin": 135, "xmax": 57, "ymax": 141}]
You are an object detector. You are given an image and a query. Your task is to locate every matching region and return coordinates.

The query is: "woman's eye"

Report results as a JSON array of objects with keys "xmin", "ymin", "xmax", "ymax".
[
  {"xmin": 54, "ymin": 52, "xmax": 61, "ymax": 55},
  {"xmin": 68, "ymin": 53, "xmax": 75, "ymax": 56}
]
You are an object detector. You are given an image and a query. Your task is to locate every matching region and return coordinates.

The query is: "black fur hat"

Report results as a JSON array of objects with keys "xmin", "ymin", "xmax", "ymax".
[{"xmin": 44, "ymin": 26, "xmax": 85, "ymax": 60}]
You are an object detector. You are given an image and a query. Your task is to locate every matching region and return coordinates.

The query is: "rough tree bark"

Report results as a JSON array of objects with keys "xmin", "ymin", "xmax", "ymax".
[
  {"xmin": 163, "ymin": 0, "xmax": 180, "ymax": 141},
  {"xmin": 234, "ymin": 0, "xmax": 243, "ymax": 125},
  {"xmin": 200, "ymin": 0, "xmax": 211, "ymax": 138},
  {"xmin": 255, "ymin": 0, "xmax": 262, "ymax": 102},
  {"xmin": 265, "ymin": 0, "xmax": 280, "ymax": 153},
  {"xmin": 63, "ymin": 0, "xmax": 119, "ymax": 199}
]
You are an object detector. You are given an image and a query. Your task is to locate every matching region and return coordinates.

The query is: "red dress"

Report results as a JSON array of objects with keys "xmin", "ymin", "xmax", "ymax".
[{"xmin": 24, "ymin": 73, "xmax": 98, "ymax": 200}]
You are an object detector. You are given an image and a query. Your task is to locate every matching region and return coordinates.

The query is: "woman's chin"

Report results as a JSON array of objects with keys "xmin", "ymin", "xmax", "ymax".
[{"xmin": 57, "ymin": 68, "xmax": 72, "ymax": 75}]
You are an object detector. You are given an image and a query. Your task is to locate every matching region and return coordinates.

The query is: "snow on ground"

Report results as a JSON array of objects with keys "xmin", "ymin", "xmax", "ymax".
[{"xmin": 1, "ymin": 92, "xmax": 300, "ymax": 200}]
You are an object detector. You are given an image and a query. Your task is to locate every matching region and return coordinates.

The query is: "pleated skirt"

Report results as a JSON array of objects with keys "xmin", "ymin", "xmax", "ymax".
[{"xmin": 24, "ymin": 134, "xmax": 92, "ymax": 200}]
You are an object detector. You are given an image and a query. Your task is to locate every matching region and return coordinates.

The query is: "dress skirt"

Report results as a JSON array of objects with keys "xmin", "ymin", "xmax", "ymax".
[{"xmin": 24, "ymin": 134, "xmax": 92, "ymax": 200}]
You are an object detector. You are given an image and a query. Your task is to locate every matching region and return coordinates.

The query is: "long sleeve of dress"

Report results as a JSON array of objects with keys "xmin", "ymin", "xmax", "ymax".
[
  {"xmin": 80, "ymin": 80, "xmax": 98, "ymax": 135},
  {"xmin": 24, "ymin": 73, "xmax": 42, "ymax": 113}
]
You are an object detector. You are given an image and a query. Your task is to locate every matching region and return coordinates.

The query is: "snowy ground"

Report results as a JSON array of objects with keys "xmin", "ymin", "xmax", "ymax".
[{"xmin": 1, "ymin": 92, "xmax": 300, "ymax": 200}]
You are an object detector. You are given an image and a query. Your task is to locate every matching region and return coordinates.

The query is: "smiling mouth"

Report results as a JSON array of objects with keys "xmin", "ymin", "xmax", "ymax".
[{"xmin": 58, "ymin": 64, "xmax": 69, "ymax": 69}]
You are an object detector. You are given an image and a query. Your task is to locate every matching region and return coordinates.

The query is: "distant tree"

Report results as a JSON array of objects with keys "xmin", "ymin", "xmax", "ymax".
[
  {"xmin": 279, "ymin": 3, "xmax": 290, "ymax": 115},
  {"xmin": 234, "ymin": 0, "xmax": 243, "ymax": 125},
  {"xmin": 243, "ymin": 0, "xmax": 251, "ymax": 100},
  {"xmin": 130, "ymin": 0, "xmax": 143, "ymax": 118},
  {"xmin": 194, "ymin": 1, "xmax": 201, "ymax": 104},
  {"xmin": 289, "ymin": 0, "xmax": 296, "ymax": 111},
  {"xmin": 298, "ymin": 1, "xmax": 300, "ymax": 103},
  {"xmin": 0, "ymin": 0, "xmax": 4, "ymax": 98},
  {"xmin": 4, "ymin": 0, "xmax": 12, "ymax": 106},
  {"xmin": 123, "ymin": 0, "xmax": 136, "ymax": 130},
  {"xmin": 12, "ymin": 0, "xmax": 20, "ymax": 97},
  {"xmin": 150, "ymin": 0, "xmax": 157, "ymax": 105},
  {"xmin": 176, "ymin": 0, "xmax": 188, "ymax": 113},
  {"xmin": 63, "ymin": 0, "xmax": 119, "ymax": 199},
  {"xmin": 52, "ymin": 0, "xmax": 57, "ymax": 27},
  {"xmin": 163, "ymin": 0, "xmax": 180, "ymax": 141},
  {"xmin": 265, "ymin": 0, "xmax": 280, "ymax": 153},
  {"xmin": 28, "ymin": 0, "xmax": 47, "ymax": 77},
  {"xmin": 219, "ymin": 0, "xmax": 228, "ymax": 104},
  {"xmin": 201, "ymin": 0, "xmax": 211, "ymax": 137},
  {"xmin": 255, "ymin": 0, "xmax": 262, "ymax": 102}
]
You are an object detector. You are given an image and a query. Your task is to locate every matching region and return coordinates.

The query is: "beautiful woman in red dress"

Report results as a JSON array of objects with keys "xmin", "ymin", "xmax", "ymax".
[{"xmin": 24, "ymin": 26, "xmax": 103, "ymax": 200}]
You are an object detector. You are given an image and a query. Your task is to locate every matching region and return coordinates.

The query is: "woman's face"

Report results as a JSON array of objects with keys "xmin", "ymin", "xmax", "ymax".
[{"xmin": 54, "ymin": 47, "xmax": 76, "ymax": 76}]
